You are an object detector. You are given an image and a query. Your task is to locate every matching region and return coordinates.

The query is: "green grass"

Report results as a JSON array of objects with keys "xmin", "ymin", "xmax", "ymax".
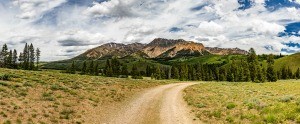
[
  {"xmin": 0, "ymin": 68, "xmax": 173, "ymax": 123},
  {"xmin": 184, "ymin": 80, "xmax": 300, "ymax": 123},
  {"xmin": 275, "ymin": 53, "xmax": 300, "ymax": 72}
]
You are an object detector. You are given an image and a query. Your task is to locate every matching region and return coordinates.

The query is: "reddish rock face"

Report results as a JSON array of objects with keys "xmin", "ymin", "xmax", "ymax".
[{"xmin": 73, "ymin": 38, "xmax": 248, "ymax": 60}]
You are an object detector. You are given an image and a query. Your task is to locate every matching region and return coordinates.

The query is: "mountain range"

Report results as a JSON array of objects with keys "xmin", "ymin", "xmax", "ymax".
[{"xmin": 73, "ymin": 38, "xmax": 248, "ymax": 60}]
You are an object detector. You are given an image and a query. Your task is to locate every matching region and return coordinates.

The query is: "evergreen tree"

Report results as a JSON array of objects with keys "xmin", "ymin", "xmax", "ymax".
[
  {"xmin": 111, "ymin": 58, "xmax": 121, "ymax": 76},
  {"xmin": 8, "ymin": 50, "xmax": 13, "ymax": 68},
  {"xmin": 281, "ymin": 66, "xmax": 287, "ymax": 79},
  {"xmin": 18, "ymin": 52, "xmax": 24, "ymax": 68},
  {"xmin": 295, "ymin": 68, "xmax": 300, "ymax": 80},
  {"xmin": 146, "ymin": 65, "xmax": 152, "ymax": 77},
  {"xmin": 23, "ymin": 43, "xmax": 29, "ymax": 70},
  {"xmin": 171, "ymin": 66, "xmax": 179, "ymax": 79},
  {"xmin": 104, "ymin": 59, "xmax": 113, "ymax": 77},
  {"xmin": 7, "ymin": 50, "xmax": 12, "ymax": 68},
  {"xmin": 131, "ymin": 64, "xmax": 141, "ymax": 79},
  {"xmin": 1, "ymin": 44, "xmax": 8, "ymax": 67},
  {"xmin": 36, "ymin": 48, "xmax": 40, "ymax": 70},
  {"xmin": 67, "ymin": 61, "xmax": 76, "ymax": 74},
  {"xmin": 81, "ymin": 61, "xmax": 87, "ymax": 74},
  {"xmin": 266, "ymin": 54, "xmax": 277, "ymax": 82},
  {"xmin": 287, "ymin": 67, "xmax": 293, "ymax": 79},
  {"xmin": 247, "ymin": 48, "xmax": 258, "ymax": 82},
  {"xmin": 153, "ymin": 65, "xmax": 161, "ymax": 80},
  {"xmin": 88, "ymin": 61, "xmax": 94, "ymax": 75},
  {"xmin": 12, "ymin": 49, "xmax": 18, "ymax": 69},
  {"xmin": 94, "ymin": 61, "xmax": 99, "ymax": 76},
  {"xmin": 121, "ymin": 65, "xmax": 129, "ymax": 77},
  {"xmin": 29, "ymin": 43, "xmax": 35, "ymax": 70},
  {"xmin": 179, "ymin": 64, "xmax": 188, "ymax": 81}
]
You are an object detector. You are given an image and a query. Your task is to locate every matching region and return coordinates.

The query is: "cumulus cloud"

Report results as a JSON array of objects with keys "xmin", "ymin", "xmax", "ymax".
[{"xmin": 0, "ymin": 0, "xmax": 300, "ymax": 61}]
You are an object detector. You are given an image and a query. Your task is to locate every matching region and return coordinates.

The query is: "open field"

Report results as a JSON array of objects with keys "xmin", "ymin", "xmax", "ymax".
[
  {"xmin": 0, "ymin": 69, "xmax": 173, "ymax": 124},
  {"xmin": 184, "ymin": 80, "xmax": 300, "ymax": 124}
]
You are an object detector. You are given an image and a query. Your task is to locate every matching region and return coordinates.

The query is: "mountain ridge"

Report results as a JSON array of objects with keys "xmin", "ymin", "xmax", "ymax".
[{"xmin": 72, "ymin": 38, "xmax": 248, "ymax": 60}]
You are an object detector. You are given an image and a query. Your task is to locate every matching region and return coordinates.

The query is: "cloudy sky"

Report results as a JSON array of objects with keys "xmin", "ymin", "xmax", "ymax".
[{"xmin": 0, "ymin": 0, "xmax": 300, "ymax": 61}]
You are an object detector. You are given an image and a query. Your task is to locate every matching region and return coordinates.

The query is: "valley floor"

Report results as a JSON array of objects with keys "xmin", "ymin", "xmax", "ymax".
[
  {"xmin": 1, "ymin": 68, "xmax": 300, "ymax": 124},
  {"xmin": 0, "ymin": 69, "xmax": 173, "ymax": 123},
  {"xmin": 184, "ymin": 80, "xmax": 300, "ymax": 124}
]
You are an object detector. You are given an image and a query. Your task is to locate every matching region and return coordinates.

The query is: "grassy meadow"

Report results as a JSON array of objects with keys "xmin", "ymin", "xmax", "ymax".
[
  {"xmin": 184, "ymin": 80, "xmax": 300, "ymax": 124},
  {"xmin": 0, "ymin": 68, "xmax": 173, "ymax": 124}
]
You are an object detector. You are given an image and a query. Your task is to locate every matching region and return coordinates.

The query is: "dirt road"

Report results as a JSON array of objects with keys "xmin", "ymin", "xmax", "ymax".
[{"xmin": 102, "ymin": 83, "xmax": 200, "ymax": 124}]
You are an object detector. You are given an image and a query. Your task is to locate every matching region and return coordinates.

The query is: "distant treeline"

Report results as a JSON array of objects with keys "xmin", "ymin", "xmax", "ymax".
[
  {"xmin": 67, "ymin": 48, "xmax": 300, "ymax": 82},
  {"xmin": 0, "ymin": 43, "xmax": 41, "ymax": 70}
]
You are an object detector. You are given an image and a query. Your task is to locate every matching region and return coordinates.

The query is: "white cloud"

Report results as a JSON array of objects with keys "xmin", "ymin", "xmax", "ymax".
[{"xmin": 0, "ymin": 0, "xmax": 300, "ymax": 61}]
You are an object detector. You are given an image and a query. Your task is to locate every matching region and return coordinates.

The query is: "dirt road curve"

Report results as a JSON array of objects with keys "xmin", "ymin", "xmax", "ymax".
[{"xmin": 103, "ymin": 83, "xmax": 200, "ymax": 124}]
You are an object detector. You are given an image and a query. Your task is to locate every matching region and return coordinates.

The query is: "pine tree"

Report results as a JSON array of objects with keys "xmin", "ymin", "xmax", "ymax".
[
  {"xmin": 29, "ymin": 43, "xmax": 35, "ymax": 70},
  {"xmin": 295, "ymin": 68, "xmax": 300, "ymax": 80},
  {"xmin": 105, "ymin": 59, "xmax": 113, "ymax": 77},
  {"xmin": 153, "ymin": 65, "xmax": 161, "ymax": 80},
  {"xmin": 179, "ymin": 64, "xmax": 188, "ymax": 81},
  {"xmin": 12, "ymin": 49, "xmax": 18, "ymax": 69},
  {"xmin": 121, "ymin": 65, "xmax": 129, "ymax": 77},
  {"xmin": 281, "ymin": 66, "xmax": 287, "ymax": 79},
  {"xmin": 36, "ymin": 48, "xmax": 40, "ymax": 70},
  {"xmin": 247, "ymin": 48, "xmax": 259, "ymax": 82},
  {"xmin": 23, "ymin": 43, "xmax": 29, "ymax": 70},
  {"xmin": 18, "ymin": 52, "xmax": 24, "ymax": 68},
  {"xmin": 266, "ymin": 54, "xmax": 277, "ymax": 82},
  {"xmin": 7, "ymin": 50, "xmax": 12, "ymax": 68},
  {"xmin": 81, "ymin": 61, "xmax": 87, "ymax": 75},
  {"xmin": 146, "ymin": 65, "xmax": 152, "ymax": 77},
  {"xmin": 88, "ymin": 61, "xmax": 94, "ymax": 75},
  {"xmin": 171, "ymin": 66, "xmax": 179, "ymax": 79},
  {"xmin": 1, "ymin": 44, "xmax": 8, "ymax": 68},
  {"xmin": 111, "ymin": 58, "xmax": 121, "ymax": 76},
  {"xmin": 131, "ymin": 64, "xmax": 141, "ymax": 79},
  {"xmin": 67, "ymin": 61, "xmax": 76, "ymax": 74},
  {"xmin": 94, "ymin": 61, "xmax": 99, "ymax": 76}
]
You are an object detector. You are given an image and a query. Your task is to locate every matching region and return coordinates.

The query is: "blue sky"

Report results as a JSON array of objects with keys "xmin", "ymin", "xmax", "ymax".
[{"xmin": 0, "ymin": 0, "xmax": 300, "ymax": 61}]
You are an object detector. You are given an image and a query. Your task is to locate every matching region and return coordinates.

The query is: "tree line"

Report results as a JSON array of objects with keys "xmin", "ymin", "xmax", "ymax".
[
  {"xmin": 67, "ymin": 48, "xmax": 300, "ymax": 82},
  {"xmin": 0, "ymin": 43, "xmax": 41, "ymax": 70}
]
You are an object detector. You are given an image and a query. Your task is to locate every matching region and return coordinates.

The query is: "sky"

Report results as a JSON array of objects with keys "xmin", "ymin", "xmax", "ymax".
[{"xmin": 0, "ymin": 0, "xmax": 300, "ymax": 61}]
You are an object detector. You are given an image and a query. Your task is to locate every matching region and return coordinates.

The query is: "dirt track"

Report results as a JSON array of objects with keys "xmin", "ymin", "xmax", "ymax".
[{"xmin": 102, "ymin": 83, "xmax": 200, "ymax": 124}]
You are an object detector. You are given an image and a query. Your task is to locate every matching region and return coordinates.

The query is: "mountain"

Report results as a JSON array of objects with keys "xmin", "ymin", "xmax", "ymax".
[
  {"xmin": 205, "ymin": 47, "xmax": 249, "ymax": 55},
  {"xmin": 72, "ymin": 38, "xmax": 248, "ymax": 60},
  {"xmin": 143, "ymin": 38, "xmax": 208, "ymax": 58},
  {"xmin": 73, "ymin": 43, "xmax": 145, "ymax": 60}
]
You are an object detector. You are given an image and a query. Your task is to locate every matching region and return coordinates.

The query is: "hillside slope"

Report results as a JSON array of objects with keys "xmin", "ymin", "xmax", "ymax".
[{"xmin": 274, "ymin": 53, "xmax": 300, "ymax": 72}]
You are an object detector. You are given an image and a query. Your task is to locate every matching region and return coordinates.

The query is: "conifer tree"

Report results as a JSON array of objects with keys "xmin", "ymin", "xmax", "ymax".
[
  {"xmin": 81, "ymin": 61, "xmax": 87, "ymax": 74},
  {"xmin": 1, "ymin": 44, "xmax": 8, "ymax": 67},
  {"xmin": 131, "ymin": 64, "xmax": 140, "ymax": 79},
  {"xmin": 111, "ymin": 58, "xmax": 121, "ymax": 76},
  {"xmin": 247, "ymin": 48, "xmax": 258, "ymax": 82},
  {"xmin": 153, "ymin": 65, "xmax": 161, "ymax": 80},
  {"xmin": 88, "ymin": 61, "xmax": 94, "ymax": 75},
  {"xmin": 7, "ymin": 50, "xmax": 12, "ymax": 68},
  {"xmin": 67, "ymin": 61, "xmax": 76, "ymax": 74},
  {"xmin": 121, "ymin": 65, "xmax": 129, "ymax": 77},
  {"xmin": 295, "ymin": 68, "xmax": 300, "ymax": 80},
  {"xmin": 179, "ymin": 64, "xmax": 188, "ymax": 81},
  {"xmin": 104, "ymin": 59, "xmax": 113, "ymax": 77},
  {"xmin": 29, "ymin": 43, "xmax": 35, "ymax": 70},
  {"xmin": 36, "ymin": 48, "xmax": 40, "ymax": 70},
  {"xmin": 266, "ymin": 54, "xmax": 277, "ymax": 82},
  {"xmin": 171, "ymin": 66, "xmax": 179, "ymax": 79},
  {"xmin": 12, "ymin": 49, "xmax": 18, "ymax": 69},
  {"xmin": 94, "ymin": 61, "xmax": 99, "ymax": 76},
  {"xmin": 23, "ymin": 43, "xmax": 29, "ymax": 70},
  {"xmin": 18, "ymin": 52, "xmax": 24, "ymax": 68},
  {"xmin": 146, "ymin": 65, "xmax": 152, "ymax": 77}
]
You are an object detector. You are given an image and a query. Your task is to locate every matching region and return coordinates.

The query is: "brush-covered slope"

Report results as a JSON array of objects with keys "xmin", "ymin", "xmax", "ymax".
[{"xmin": 275, "ymin": 52, "xmax": 300, "ymax": 72}]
